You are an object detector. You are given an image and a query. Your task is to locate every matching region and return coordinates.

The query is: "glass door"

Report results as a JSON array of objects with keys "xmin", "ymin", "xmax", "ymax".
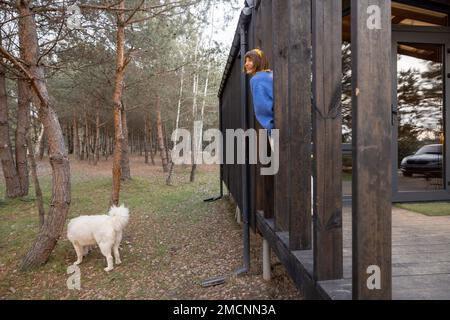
[{"xmin": 392, "ymin": 26, "xmax": 450, "ymax": 202}]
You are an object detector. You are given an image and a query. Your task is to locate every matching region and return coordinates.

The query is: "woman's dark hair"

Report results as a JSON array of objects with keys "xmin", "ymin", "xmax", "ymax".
[{"xmin": 244, "ymin": 48, "xmax": 270, "ymax": 73}]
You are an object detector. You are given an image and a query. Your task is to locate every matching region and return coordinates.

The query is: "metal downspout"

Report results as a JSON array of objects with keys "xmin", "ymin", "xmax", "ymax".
[{"xmin": 235, "ymin": 5, "xmax": 252, "ymax": 275}]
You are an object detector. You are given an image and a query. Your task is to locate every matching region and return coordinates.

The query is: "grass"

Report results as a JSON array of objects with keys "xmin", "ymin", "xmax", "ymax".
[
  {"xmin": 395, "ymin": 202, "xmax": 450, "ymax": 216},
  {"xmin": 0, "ymin": 161, "xmax": 219, "ymax": 299},
  {"xmin": 0, "ymin": 158, "xmax": 302, "ymax": 300}
]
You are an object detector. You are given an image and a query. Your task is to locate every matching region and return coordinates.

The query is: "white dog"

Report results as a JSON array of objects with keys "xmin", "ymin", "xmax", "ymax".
[{"xmin": 67, "ymin": 204, "xmax": 129, "ymax": 271}]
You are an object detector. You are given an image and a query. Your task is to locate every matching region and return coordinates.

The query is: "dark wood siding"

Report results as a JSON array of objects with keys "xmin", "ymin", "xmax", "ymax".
[
  {"xmin": 351, "ymin": 0, "xmax": 392, "ymax": 299},
  {"xmin": 221, "ymin": 56, "xmax": 244, "ymax": 211},
  {"xmin": 311, "ymin": 0, "xmax": 344, "ymax": 281},
  {"xmin": 288, "ymin": 0, "xmax": 313, "ymax": 250}
]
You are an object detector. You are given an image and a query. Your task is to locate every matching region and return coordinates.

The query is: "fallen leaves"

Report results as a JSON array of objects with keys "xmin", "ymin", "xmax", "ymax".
[{"xmin": 0, "ymin": 156, "xmax": 302, "ymax": 300}]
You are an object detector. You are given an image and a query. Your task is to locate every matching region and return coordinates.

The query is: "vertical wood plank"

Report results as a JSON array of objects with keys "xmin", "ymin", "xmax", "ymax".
[
  {"xmin": 252, "ymin": 5, "xmax": 265, "ymax": 219},
  {"xmin": 312, "ymin": 0, "xmax": 343, "ymax": 281},
  {"xmin": 260, "ymin": 0, "xmax": 275, "ymax": 220},
  {"xmin": 252, "ymin": 3, "xmax": 273, "ymax": 219},
  {"xmin": 272, "ymin": 0, "xmax": 290, "ymax": 232},
  {"xmin": 351, "ymin": 0, "xmax": 392, "ymax": 300},
  {"xmin": 255, "ymin": 0, "xmax": 276, "ymax": 63},
  {"xmin": 288, "ymin": 0, "xmax": 312, "ymax": 250},
  {"xmin": 246, "ymin": 15, "xmax": 256, "ymax": 231},
  {"xmin": 255, "ymin": 121, "xmax": 275, "ymax": 219}
]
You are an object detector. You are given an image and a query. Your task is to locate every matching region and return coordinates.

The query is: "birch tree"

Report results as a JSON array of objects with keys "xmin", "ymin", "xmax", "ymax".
[{"xmin": 166, "ymin": 65, "xmax": 185, "ymax": 185}]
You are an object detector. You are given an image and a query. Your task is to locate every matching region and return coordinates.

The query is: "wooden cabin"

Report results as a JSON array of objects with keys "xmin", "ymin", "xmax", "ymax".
[{"xmin": 218, "ymin": 0, "xmax": 450, "ymax": 299}]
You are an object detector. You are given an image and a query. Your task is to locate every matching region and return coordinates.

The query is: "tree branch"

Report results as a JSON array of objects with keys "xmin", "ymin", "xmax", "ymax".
[
  {"xmin": 124, "ymin": 0, "xmax": 145, "ymax": 25},
  {"xmin": 0, "ymin": 45, "xmax": 46, "ymax": 106}
]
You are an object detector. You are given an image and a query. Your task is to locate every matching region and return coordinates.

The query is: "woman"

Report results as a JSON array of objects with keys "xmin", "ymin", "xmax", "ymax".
[{"xmin": 244, "ymin": 48, "xmax": 274, "ymax": 150}]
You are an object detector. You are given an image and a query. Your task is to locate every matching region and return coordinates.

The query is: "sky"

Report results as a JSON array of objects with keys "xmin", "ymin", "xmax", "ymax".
[{"xmin": 209, "ymin": 1, "xmax": 241, "ymax": 51}]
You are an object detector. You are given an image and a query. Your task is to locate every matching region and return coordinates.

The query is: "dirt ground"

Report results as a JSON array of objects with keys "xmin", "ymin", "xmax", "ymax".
[{"xmin": 0, "ymin": 156, "xmax": 302, "ymax": 300}]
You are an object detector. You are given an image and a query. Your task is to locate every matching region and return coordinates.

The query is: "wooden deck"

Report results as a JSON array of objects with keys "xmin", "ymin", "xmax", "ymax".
[{"xmin": 257, "ymin": 204, "xmax": 450, "ymax": 300}]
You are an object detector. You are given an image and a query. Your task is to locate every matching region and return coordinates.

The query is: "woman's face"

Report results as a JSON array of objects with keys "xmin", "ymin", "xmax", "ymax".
[{"xmin": 244, "ymin": 57, "xmax": 256, "ymax": 75}]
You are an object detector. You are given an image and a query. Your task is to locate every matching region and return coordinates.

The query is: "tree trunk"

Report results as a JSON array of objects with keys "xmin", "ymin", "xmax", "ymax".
[
  {"xmin": 35, "ymin": 123, "xmax": 43, "ymax": 154},
  {"xmin": 106, "ymin": 129, "xmax": 109, "ymax": 159},
  {"xmin": 38, "ymin": 130, "xmax": 46, "ymax": 160},
  {"xmin": 190, "ymin": 162, "xmax": 197, "ymax": 182},
  {"xmin": 0, "ymin": 55, "xmax": 22, "ymax": 198},
  {"xmin": 66, "ymin": 124, "xmax": 70, "ymax": 154},
  {"xmin": 190, "ymin": 42, "xmax": 200, "ymax": 182},
  {"xmin": 15, "ymin": 0, "xmax": 70, "ymax": 270},
  {"xmin": 163, "ymin": 122, "xmax": 171, "ymax": 165},
  {"xmin": 110, "ymin": 133, "xmax": 114, "ymax": 156},
  {"xmin": 191, "ymin": 3, "xmax": 214, "ymax": 183},
  {"xmin": 73, "ymin": 113, "xmax": 80, "ymax": 160},
  {"xmin": 147, "ymin": 113, "xmax": 155, "ymax": 165},
  {"xmin": 156, "ymin": 95, "xmax": 169, "ymax": 172},
  {"xmin": 15, "ymin": 78, "xmax": 31, "ymax": 196},
  {"xmin": 95, "ymin": 109, "xmax": 100, "ymax": 165},
  {"xmin": 66, "ymin": 122, "xmax": 73, "ymax": 155},
  {"xmin": 111, "ymin": 0, "xmax": 126, "ymax": 205},
  {"xmin": 89, "ymin": 122, "xmax": 95, "ymax": 164},
  {"xmin": 80, "ymin": 114, "xmax": 85, "ymax": 161},
  {"xmin": 137, "ymin": 132, "xmax": 139, "ymax": 155},
  {"xmin": 120, "ymin": 101, "xmax": 131, "ymax": 180},
  {"xmin": 31, "ymin": 112, "xmax": 38, "ymax": 142},
  {"xmin": 190, "ymin": 72, "xmax": 199, "ymax": 183},
  {"xmin": 27, "ymin": 133, "xmax": 44, "ymax": 227},
  {"xmin": 166, "ymin": 66, "xmax": 184, "ymax": 185},
  {"xmin": 139, "ymin": 132, "xmax": 143, "ymax": 156},
  {"xmin": 130, "ymin": 130, "xmax": 134, "ymax": 154},
  {"xmin": 144, "ymin": 118, "xmax": 149, "ymax": 164},
  {"xmin": 104, "ymin": 128, "xmax": 109, "ymax": 160},
  {"xmin": 85, "ymin": 112, "xmax": 91, "ymax": 164}
]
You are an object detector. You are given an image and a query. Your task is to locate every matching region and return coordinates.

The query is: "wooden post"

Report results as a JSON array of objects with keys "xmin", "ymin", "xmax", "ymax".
[
  {"xmin": 255, "ymin": 121, "xmax": 274, "ymax": 219},
  {"xmin": 312, "ymin": 0, "xmax": 343, "ymax": 281},
  {"xmin": 288, "ymin": 0, "xmax": 312, "ymax": 250},
  {"xmin": 253, "ymin": 1, "xmax": 274, "ymax": 221},
  {"xmin": 272, "ymin": 0, "xmax": 290, "ymax": 232},
  {"xmin": 351, "ymin": 0, "xmax": 392, "ymax": 299}
]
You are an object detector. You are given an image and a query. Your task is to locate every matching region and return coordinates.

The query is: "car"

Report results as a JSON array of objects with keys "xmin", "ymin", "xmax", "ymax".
[{"xmin": 400, "ymin": 144, "xmax": 443, "ymax": 177}]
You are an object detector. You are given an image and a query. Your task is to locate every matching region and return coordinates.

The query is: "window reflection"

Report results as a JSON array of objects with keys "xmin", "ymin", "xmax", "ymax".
[{"xmin": 397, "ymin": 43, "xmax": 444, "ymax": 191}]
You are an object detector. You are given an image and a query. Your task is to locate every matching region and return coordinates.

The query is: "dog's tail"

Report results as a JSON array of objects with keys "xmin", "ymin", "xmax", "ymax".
[{"xmin": 108, "ymin": 204, "xmax": 129, "ymax": 231}]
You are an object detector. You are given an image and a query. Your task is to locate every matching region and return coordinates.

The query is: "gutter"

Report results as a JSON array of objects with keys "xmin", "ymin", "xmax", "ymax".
[{"xmin": 217, "ymin": 0, "xmax": 254, "ymax": 99}]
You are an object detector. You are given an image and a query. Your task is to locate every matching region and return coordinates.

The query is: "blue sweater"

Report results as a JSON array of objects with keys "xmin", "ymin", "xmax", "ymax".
[{"xmin": 250, "ymin": 71, "xmax": 274, "ymax": 133}]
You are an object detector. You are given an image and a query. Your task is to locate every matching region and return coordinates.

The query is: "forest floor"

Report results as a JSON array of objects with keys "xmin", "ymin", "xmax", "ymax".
[{"xmin": 0, "ymin": 156, "xmax": 302, "ymax": 300}]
